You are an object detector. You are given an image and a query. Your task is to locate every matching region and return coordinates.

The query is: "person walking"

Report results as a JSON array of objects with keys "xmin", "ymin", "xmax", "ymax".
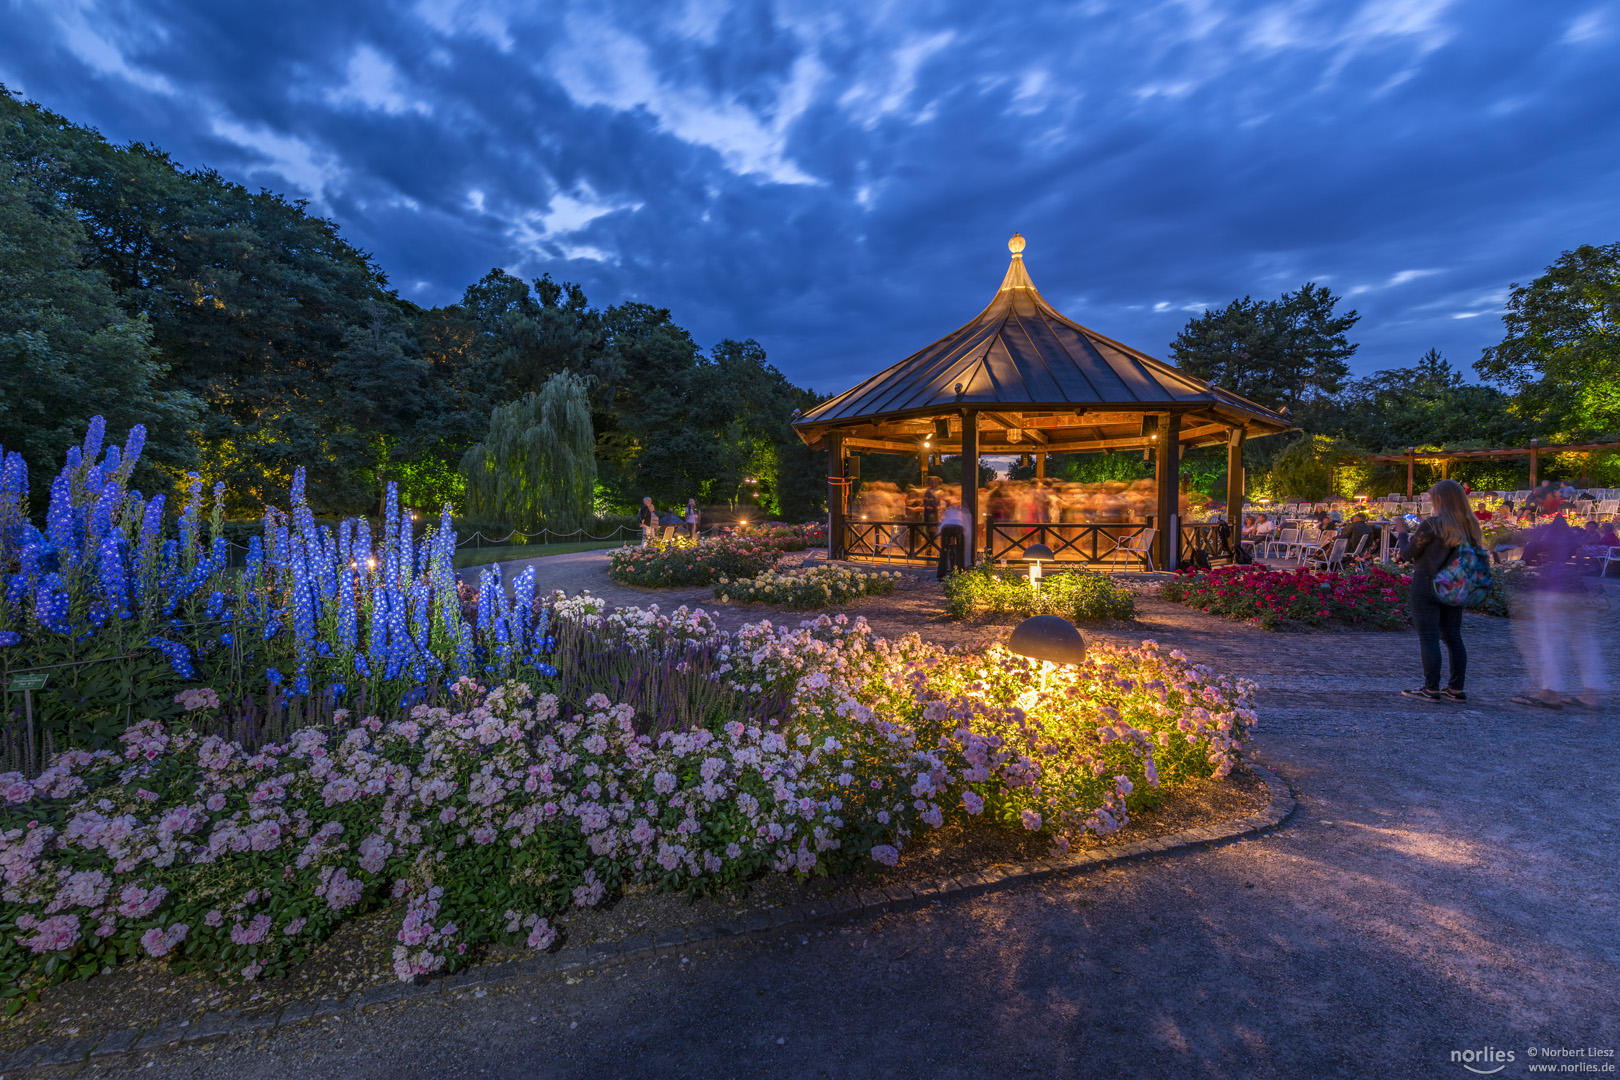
[
  {"xmin": 936, "ymin": 497, "xmax": 969, "ymax": 580},
  {"xmin": 1513, "ymin": 517, "xmax": 1608, "ymax": 710},
  {"xmin": 639, "ymin": 497, "xmax": 658, "ymax": 546},
  {"xmin": 684, "ymin": 498, "xmax": 700, "ymax": 540},
  {"xmin": 1398, "ymin": 478, "xmax": 1483, "ymax": 703}
]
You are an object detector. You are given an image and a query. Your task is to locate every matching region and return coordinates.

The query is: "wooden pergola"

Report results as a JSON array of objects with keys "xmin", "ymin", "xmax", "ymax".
[
  {"xmin": 1367, "ymin": 440, "xmax": 1620, "ymax": 495},
  {"xmin": 792, "ymin": 235, "xmax": 1292, "ymax": 570}
]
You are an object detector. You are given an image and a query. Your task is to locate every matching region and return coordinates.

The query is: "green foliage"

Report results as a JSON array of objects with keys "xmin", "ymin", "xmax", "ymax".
[
  {"xmin": 461, "ymin": 371, "xmax": 597, "ymax": 533},
  {"xmin": 0, "ymin": 138, "xmax": 201, "ymax": 506},
  {"xmin": 0, "ymin": 88, "xmax": 823, "ymax": 525},
  {"xmin": 1296, "ymin": 349, "xmax": 1532, "ymax": 455},
  {"xmin": 1476, "ymin": 242, "xmax": 1620, "ymax": 438},
  {"xmin": 1268, "ymin": 434, "xmax": 1363, "ymax": 500},
  {"xmin": 1170, "ymin": 284, "xmax": 1359, "ymax": 411},
  {"xmin": 943, "ymin": 563, "xmax": 1136, "ymax": 622}
]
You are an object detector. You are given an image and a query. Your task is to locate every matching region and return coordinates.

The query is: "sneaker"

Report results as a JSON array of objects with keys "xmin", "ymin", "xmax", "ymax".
[
  {"xmin": 1401, "ymin": 687, "xmax": 1445, "ymax": 702},
  {"xmin": 1441, "ymin": 688, "xmax": 1467, "ymax": 703}
]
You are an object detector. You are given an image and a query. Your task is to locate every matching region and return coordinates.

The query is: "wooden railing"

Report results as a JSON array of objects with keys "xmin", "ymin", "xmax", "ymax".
[{"xmin": 840, "ymin": 520, "xmax": 1235, "ymax": 568}]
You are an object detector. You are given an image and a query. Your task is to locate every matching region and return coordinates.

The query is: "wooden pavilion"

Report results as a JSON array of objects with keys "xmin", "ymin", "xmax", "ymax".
[{"xmin": 792, "ymin": 235, "xmax": 1293, "ymax": 569}]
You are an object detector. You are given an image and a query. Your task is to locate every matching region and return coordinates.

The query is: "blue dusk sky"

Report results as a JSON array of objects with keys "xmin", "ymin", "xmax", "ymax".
[{"xmin": 2, "ymin": 1, "xmax": 1617, "ymax": 396}]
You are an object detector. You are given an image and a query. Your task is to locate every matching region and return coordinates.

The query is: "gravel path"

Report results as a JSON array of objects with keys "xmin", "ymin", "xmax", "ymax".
[{"xmin": 59, "ymin": 566, "xmax": 1620, "ymax": 1079}]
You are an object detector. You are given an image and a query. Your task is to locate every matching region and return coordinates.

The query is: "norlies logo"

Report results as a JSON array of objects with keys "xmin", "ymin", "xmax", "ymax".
[{"xmin": 1453, "ymin": 1046, "xmax": 1516, "ymax": 1074}]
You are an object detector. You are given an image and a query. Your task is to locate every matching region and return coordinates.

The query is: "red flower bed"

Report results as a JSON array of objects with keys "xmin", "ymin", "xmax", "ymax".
[{"xmin": 1162, "ymin": 565, "xmax": 1411, "ymax": 630}]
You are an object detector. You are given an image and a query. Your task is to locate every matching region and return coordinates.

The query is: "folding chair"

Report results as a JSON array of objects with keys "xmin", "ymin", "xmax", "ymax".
[
  {"xmin": 1602, "ymin": 546, "xmax": 1620, "ymax": 578},
  {"xmin": 660, "ymin": 525, "xmax": 676, "ymax": 541},
  {"xmin": 878, "ymin": 527, "xmax": 909, "ymax": 565},
  {"xmin": 1103, "ymin": 528, "xmax": 1156, "ymax": 571},
  {"xmin": 1264, "ymin": 528, "xmax": 1299, "ymax": 560},
  {"xmin": 1305, "ymin": 537, "xmax": 1349, "ymax": 571}
]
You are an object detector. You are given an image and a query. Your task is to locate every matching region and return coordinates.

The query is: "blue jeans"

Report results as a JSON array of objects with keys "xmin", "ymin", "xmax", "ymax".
[{"xmin": 1410, "ymin": 578, "xmax": 1466, "ymax": 691}]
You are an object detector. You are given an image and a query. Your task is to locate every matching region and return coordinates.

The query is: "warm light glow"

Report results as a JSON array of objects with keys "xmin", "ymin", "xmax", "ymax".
[{"xmin": 366, "ymin": 557, "xmax": 377, "ymax": 570}]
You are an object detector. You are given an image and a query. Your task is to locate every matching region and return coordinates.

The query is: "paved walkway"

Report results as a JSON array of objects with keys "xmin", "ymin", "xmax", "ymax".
[{"xmin": 80, "ymin": 574, "xmax": 1620, "ymax": 1078}]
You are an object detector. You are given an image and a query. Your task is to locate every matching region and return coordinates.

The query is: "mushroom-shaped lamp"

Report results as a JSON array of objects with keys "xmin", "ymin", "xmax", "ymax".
[
  {"xmin": 1007, "ymin": 615, "xmax": 1087, "ymax": 666},
  {"xmin": 1022, "ymin": 542, "xmax": 1054, "ymax": 591}
]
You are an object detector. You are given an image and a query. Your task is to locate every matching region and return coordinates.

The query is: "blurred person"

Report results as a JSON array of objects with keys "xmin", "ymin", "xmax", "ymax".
[
  {"xmin": 685, "ymin": 498, "xmax": 700, "ymax": 540},
  {"xmin": 1513, "ymin": 517, "xmax": 1607, "ymax": 711},
  {"xmin": 638, "ymin": 497, "xmax": 658, "ymax": 545},
  {"xmin": 922, "ymin": 476, "xmax": 943, "ymax": 524},
  {"xmin": 1398, "ymin": 479, "xmax": 1483, "ymax": 703},
  {"xmin": 936, "ymin": 497, "xmax": 969, "ymax": 580}
]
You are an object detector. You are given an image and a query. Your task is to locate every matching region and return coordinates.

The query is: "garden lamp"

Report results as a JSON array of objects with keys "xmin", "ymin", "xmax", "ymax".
[
  {"xmin": 1023, "ymin": 542, "xmax": 1054, "ymax": 592},
  {"xmin": 1008, "ymin": 615, "xmax": 1087, "ymax": 666}
]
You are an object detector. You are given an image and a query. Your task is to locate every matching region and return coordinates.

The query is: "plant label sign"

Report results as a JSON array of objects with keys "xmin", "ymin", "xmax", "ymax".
[{"xmin": 8, "ymin": 673, "xmax": 49, "ymax": 692}]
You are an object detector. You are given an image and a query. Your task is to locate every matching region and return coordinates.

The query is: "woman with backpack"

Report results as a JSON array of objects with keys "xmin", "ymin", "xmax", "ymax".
[{"xmin": 1398, "ymin": 479, "xmax": 1486, "ymax": 703}]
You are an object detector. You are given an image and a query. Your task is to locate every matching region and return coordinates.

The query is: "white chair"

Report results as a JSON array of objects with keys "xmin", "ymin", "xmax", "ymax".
[
  {"xmin": 660, "ymin": 525, "xmax": 677, "ymax": 542},
  {"xmin": 878, "ymin": 527, "xmax": 909, "ymax": 565},
  {"xmin": 1305, "ymin": 537, "xmax": 1349, "ymax": 571},
  {"xmin": 1104, "ymin": 528, "xmax": 1156, "ymax": 571},
  {"xmin": 1264, "ymin": 528, "xmax": 1299, "ymax": 560},
  {"xmin": 1601, "ymin": 546, "xmax": 1620, "ymax": 578}
]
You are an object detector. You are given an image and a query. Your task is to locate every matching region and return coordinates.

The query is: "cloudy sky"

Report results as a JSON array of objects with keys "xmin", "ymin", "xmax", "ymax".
[{"xmin": 2, "ymin": 0, "xmax": 1616, "ymax": 394}]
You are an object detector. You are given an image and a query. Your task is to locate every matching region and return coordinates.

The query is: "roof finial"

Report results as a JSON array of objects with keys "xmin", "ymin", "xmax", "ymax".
[{"xmin": 1008, "ymin": 232, "xmax": 1026, "ymax": 256}]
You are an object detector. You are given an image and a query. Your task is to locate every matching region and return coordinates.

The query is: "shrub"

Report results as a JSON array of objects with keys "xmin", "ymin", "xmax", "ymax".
[
  {"xmin": 1162, "ymin": 565, "xmax": 1410, "ymax": 629},
  {"xmin": 714, "ymin": 565, "xmax": 899, "ymax": 609},
  {"xmin": 608, "ymin": 536, "xmax": 781, "ymax": 587},
  {"xmin": 943, "ymin": 563, "xmax": 1136, "ymax": 622},
  {"xmin": 0, "ymin": 607, "xmax": 1255, "ymax": 1008}
]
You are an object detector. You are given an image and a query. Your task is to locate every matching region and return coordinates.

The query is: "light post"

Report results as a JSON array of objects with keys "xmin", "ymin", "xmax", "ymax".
[{"xmin": 1023, "ymin": 543, "xmax": 1054, "ymax": 593}]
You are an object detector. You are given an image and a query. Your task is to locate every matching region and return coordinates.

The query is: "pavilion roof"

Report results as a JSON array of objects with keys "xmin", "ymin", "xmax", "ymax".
[{"xmin": 793, "ymin": 236, "xmax": 1291, "ymax": 452}]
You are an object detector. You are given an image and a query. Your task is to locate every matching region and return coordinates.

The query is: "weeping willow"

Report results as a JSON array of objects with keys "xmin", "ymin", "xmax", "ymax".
[{"xmin": 460, "ymin": 371, "xmax": 596, "ymax": 532}]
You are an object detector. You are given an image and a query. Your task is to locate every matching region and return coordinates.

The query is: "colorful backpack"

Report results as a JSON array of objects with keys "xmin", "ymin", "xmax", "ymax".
[{"xmin": 1433, "ymin": 542, "xmax": 1493, "ymax": 607}]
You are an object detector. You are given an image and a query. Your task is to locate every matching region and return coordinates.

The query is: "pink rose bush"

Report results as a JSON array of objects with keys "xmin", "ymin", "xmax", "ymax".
[
  {"xmin": 0, "ymin": 605, "xmax": 1254, "ymax": 1009},
  {"xmin": 1163, "ymin": 566, "xmax": 1409, "ymax": 629},
  {"xmin": 609, "ymin": 535, "xmax": 786, "ymax": 587}
]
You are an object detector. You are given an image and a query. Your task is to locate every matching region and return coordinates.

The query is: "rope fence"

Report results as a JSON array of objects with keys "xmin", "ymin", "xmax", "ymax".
[{"xmin": 211, "ymin": 523, "xmax": 758, "ymax": 558}]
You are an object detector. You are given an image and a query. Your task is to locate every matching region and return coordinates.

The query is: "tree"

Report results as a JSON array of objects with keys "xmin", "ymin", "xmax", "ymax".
[
  {"xmin": 1298, "ymin": 348, "xmax": 1532, "ymax": 452},
  {"xmin": 0, "ymin": 143, "xmax": 200, "ymax": 506},
  {"xmin": 1476, "ymin": 242, "xmax": 1620, "ymax": 437},
  {"xmin": 460, "ymin": 371, "xmax": 597, "ymax": 533},
  {"xmin": 1171, "ymin": 284, "xmax": 1358, "ymax": 410}
]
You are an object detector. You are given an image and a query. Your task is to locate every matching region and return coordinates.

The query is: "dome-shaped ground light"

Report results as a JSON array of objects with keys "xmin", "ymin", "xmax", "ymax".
[{"xmin": 1007, "ymin": 614, "xmax": 1087, "ymax": 666}]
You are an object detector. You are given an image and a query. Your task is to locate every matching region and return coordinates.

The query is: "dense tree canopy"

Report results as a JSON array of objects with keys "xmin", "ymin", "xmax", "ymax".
[
  {"xmin": 1169, "ymin": 284, "xmax": 1359, "ymax": 412},
  {"xmin": 0, "ymin": 89, "xmax": 825, "ymax": 524},
  {"xmin": 1475, "ymin": 242, "xmax": 1620, "ymax": 438}
]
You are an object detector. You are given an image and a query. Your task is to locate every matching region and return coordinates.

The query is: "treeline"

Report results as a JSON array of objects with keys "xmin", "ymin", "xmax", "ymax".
[
  {"xmin": 1023, "ymin": 244, "xmax": 1620, "ymax": 500},
  {"xmin": 0, "ymin": 89, "xmax": 824, "ymax": 523}
]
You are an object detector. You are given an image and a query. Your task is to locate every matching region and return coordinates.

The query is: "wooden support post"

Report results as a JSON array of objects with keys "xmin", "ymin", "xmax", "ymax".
[
  {"xmin": 1407, "ymin": 448, "xmax": 1416, "ymax": 497},
  {"xmin": 1035, "ymin": 451, "xmax": 1046, "ymax": 479},
  {"xmin": 1226, "ymin": 428, "xmax": 1246, "ymax": 525},
  {"xmin": 1529, "ymin": 439, "xmax": 1539, "ymax": 488},
  {"xmin": 961, "ymin": 409, "xmax": 979, "ymax": 567},
  {"xmin": 919, "ymin": 449, "xmax": 927, "ymax": 484},
  {"xmin": 827, "ymin": 435, "xmax": 845, "ymax": 559},
  {"xmin": 1155, "ymin": 414, "xmax": 1181, "ymax": 570}
]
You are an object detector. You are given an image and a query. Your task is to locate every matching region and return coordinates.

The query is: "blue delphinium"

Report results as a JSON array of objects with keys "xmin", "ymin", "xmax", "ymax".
[
  {"xmin": 149, "ymin": 637, "xmax": 196, "ymax": 679},
  {"xmin": 98, "ymin": 534, "xmax": 129, "ymax": 619}
]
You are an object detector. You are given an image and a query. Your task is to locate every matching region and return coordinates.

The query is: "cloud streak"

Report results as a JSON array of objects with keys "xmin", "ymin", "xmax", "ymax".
[{"xmin": 0, "ymin": 0, "xmax": 1615, "ymax": 394}]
